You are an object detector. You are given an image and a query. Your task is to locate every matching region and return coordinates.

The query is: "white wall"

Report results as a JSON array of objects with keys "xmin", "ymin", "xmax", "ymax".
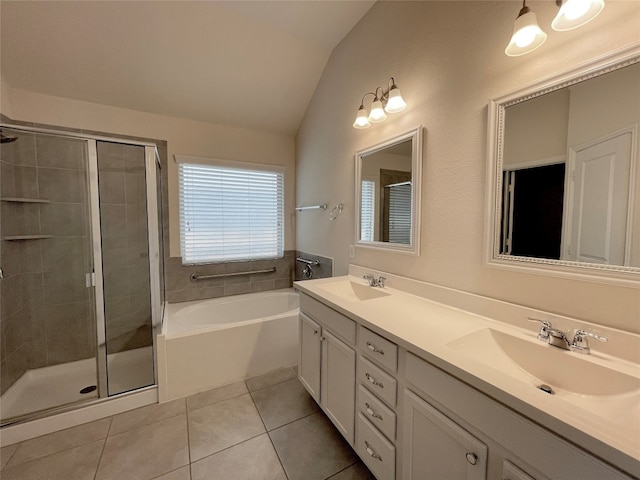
[
  {"xmin": 1, "ymin": 82, "xmax": 296, "ymax": 257},
  {"xmin": 295, "ymin": 1, "xmax": 640, "ymax": 332}
]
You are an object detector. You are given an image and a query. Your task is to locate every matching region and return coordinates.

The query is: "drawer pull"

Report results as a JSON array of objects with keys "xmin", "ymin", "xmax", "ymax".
[
  {"xmin": 465, "ymin": 452, "xmax": 478, "ymax": 465},
  {"xmin": 365, "ymin": 402, "xmax": 382, "ymax": 420},
  {"xmin": 365, "ymin": 373, "xmax": 383, "ymax": 388},
  {"xmin": 366, "ymin": 341, "xmax": 384, "ymax": 355},
  {"xmin": 313, "ymin": 329, "xmax": 319, "ymax": 335},
  {"xmin": 365, "ymin": 441, "xmax": 382, "ymax": 461}
]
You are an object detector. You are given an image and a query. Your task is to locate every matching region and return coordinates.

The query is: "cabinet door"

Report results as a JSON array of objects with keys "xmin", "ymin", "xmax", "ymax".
[
  {"xmin": 403, "ymin": 390, "xmax": 487, "ymax": 480},
  {"xmin": 322, "ymin": 329, "xmax": 356, "ymax": 444},
  {"xmin": 299, "ymin": 313, "xmax": 321, "ymax": 402}
]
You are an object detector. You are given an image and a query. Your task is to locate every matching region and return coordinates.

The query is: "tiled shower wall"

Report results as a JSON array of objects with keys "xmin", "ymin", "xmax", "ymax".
[{"xmin": 0, "ymin": 132, "xmax": 96, "ymax": 395}]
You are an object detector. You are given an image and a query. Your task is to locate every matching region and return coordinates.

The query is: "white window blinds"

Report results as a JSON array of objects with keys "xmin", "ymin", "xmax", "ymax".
[
  {"xmin": 179, "ymin": 161, "xmax": 284, "ymax": 264},
  {"xmin": 387, "ymin": 182, "xmax": 412, "ymax": 244},
  {"xmin": 361, "ymin": 180, "xmax": 376, "ymax": 242}
]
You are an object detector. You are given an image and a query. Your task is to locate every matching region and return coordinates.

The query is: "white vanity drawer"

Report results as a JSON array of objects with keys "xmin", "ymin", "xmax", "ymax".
[
  {"xmin": 356, "ymin": 413, "xmax": 396, "ymax": 480},
  {"xmin": 358, "ymin": 326, "xmax": 398, "ymax": 373},
  {"xmin": 358, "ymin": 384, "xmax": 396, "ymax": 442},
  {"xmin": 358, "ymin": 355, "xmax": 397, "ymax": 408},
  {"xmin": 300, "ymin": 293, "xmax": 356, "ymax": 344}
]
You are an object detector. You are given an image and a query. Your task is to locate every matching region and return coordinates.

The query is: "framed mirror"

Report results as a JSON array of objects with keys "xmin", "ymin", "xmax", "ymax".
[
  {"xmin": 485, "ymin": 44, "xmax": 640, "ymax": 286},
  {"xmin": 355, "ymin": 126, "xmax": 423, "ymax": 254}
]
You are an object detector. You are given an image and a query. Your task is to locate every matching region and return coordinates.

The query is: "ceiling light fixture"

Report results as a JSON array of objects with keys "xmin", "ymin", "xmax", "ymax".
[
  {"xmin": 551, "ymin": 0, "xmax": 605, "ymax": 31},
  {"xmin": 353, "ymin": 78, "xmax": 407, "ymax": 129},
  {"xmin": 505, "ymin": 0, "xmax": 547, "ymax": 57}
]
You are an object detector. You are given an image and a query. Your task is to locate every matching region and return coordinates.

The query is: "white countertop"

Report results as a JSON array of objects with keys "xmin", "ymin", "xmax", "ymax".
[{"xmin": 294, "ymin": 274, "xmax": 640, "ymax": 477}]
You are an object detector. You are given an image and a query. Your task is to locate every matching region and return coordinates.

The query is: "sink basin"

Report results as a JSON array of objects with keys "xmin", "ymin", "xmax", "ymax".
[
  {"xmin": 317, "ymin": 280, "xmax": 390, "ymax": 302},
  {"xmin": 448, "ymin": 328, "xmax": 640, "ymax": 396}
]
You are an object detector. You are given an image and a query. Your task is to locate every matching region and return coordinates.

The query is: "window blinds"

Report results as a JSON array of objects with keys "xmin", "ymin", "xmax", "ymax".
[
  {"xmin": 361, "ymin": 180, "xmax": 376, "ymax": 241},
  {"xmin": 179, "ymin": 162, "xmax": 284, "ymax": 264},
  {"xmin": 387, "ymin": 182, "xmax": 412, "ymax": 244}
]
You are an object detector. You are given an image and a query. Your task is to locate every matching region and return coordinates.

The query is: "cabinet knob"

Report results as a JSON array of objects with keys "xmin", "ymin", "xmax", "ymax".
[
  {"xmin": 313, "ymin": 330, "xmax": 318, "ymax": 335},
  {"xmin": 465, "ymin": 452, "xmax": 478, "ymax": 465}
]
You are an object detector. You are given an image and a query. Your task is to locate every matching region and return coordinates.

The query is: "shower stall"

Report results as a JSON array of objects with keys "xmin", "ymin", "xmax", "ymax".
[{"xmin": 0, "ymin": 125, "xmax": 164, "ymax": 425}]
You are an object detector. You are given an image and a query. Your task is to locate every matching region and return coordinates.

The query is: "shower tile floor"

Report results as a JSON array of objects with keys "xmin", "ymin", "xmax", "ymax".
[{"xmin": 0, "ymin": 366, "xmax": 376, "ymax": 480}]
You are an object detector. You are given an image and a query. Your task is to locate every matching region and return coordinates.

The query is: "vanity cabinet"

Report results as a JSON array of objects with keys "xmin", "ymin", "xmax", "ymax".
[
  {"xmin": 298, "ymin": 294, "xmax": 356, "ymax": 443},
  {"xmin": 403, "ymin": 352, "xmax": 633, "ymax": 480},
  {"xmin": 403, "ymin": 389, "xmax": 488, "ymax": 480}
]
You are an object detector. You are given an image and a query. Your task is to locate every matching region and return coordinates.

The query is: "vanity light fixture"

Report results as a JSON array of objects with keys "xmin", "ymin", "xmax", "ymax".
[
  {"xmin": 551, "ymin": 0, "xmax": 605, "ymax": 31},
  {"xmin": 353, "ymin": 78, "xmax": 407, "ymax": 129},
  {"xmin": 505, "ymin": 0, "xmax": 547, "ymax": 57}
]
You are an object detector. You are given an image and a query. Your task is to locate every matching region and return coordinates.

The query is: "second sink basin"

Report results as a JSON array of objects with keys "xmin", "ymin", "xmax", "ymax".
[
  {"xmin": 317, "ymin": 279, "xmax": 390, "ymax": 302},
  {"xmin": 448, "ymin": 328, "xmax": 640, "ymax": 397}
]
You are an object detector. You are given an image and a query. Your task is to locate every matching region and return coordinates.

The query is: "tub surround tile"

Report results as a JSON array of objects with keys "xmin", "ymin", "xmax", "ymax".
[
  {"xmin": 7, "ymin": 418, "xmax": 111, "ymax": 467},
  {"xmin": 245, "ymin": 366, "xmax": 298, "ymax": 392},
  {"xmin": 109, "ymin": 398, "xmax": 186, "ymax": 436},
  {"xmin": 251, "ymin": 378, "xmax": 320, "ymax": 431},
  {"xmin": 190, "ymin": 434, "xmax": 287, "ymax": 480},
  {"xmin": 186, "ymin": 381, "xmax": 248, "ymax": 412},
  {"xmin": 1, "ymin": 440, "xmax": 104, "ymax": 480},
  {"xmin": 269, "ymin": 412, "xmax": 358, "ymax": 480},
  {"xmin": 96, "ymin": 414, "xmax": 189, "ymax": 480},
  {"xmin": 187, "ymin": 393, "xmax": 265, "ymax": 462}
]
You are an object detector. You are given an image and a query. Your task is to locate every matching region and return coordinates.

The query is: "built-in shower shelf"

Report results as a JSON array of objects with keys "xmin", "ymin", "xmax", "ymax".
[
  {"xmin": 1, "ymin": 197, "xmax": 50, "ymax": 203},
  {"xmin": 3, "ymin": 235, "xmax": 53, "ymax": 241}
]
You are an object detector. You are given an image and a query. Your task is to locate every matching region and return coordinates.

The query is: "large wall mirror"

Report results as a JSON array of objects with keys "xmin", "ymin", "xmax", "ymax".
[
  {"xmin": 355, "ymin": 126, "xmax": 423, "ymax": 254},
  {"xmin": 486, "ymin": 44, "xmax": 640, "ymax": 286}
]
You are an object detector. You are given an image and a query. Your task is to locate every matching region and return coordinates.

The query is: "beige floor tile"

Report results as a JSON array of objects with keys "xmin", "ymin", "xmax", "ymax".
[
  {"xmin": 186, "ymin": 380, "xmax": 248, "ymax": 412},
  {"xmin": 245, "ymin": 366, "xmax": 297, "ymax": 392},
  {"xmin": 327, "ymin": 462, "xmax": 375, "ymax": 480},
  {"xmin": 191, "ymin": 434, "xmax": 286, "ymax": 480},
  {"xmin": 7, "ymin": 417, "xmax": 111, "ymax": 467},
  {"xmin": 187, "ymin": 393, "xmax": 265, "ymax": 462},
  {"xmin": 1, "ymin": 440, "xmax": 104, "ymax": 480},
  {"xmin": 1, "ymin": 444, "xmax": 18, "ymax": 470},
  {"xmin": 109, "ymin": 397, "xmax": 186, "ymax": 435},
  {"xmin": 270, "ymin": 412, "xmax": 357, "ymax": 480},
  {"xmin": 96, "ymin": 414, "xmax": 189, "ymax": 480},
  {"xmin": 151, "ymin": 465, "xmax": 191, "ymax": 480},
  {"xmin": 251, "ymin": 378, "xmax": 319, "ymax": 430}
]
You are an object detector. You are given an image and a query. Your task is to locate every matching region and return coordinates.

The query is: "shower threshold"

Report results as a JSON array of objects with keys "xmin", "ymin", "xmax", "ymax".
[{"xmin": 1, "ymin": 347, "xmax": 154, "ymax": 423}]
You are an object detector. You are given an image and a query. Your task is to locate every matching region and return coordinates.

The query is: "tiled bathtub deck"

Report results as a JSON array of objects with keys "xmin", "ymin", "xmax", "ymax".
[{"xmin": 0, "ymin": 367, "xmax": 374, "ymax": 480}]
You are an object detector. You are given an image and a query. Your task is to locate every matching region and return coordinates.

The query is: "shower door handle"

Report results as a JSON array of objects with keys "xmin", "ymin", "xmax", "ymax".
[{"xmin": 85, "ymin": 272, "xmax": 96, "ymax": 287}]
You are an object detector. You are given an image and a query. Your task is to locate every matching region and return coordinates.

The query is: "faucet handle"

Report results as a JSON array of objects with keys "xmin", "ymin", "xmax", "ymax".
[
  {"xmin": 527, "ymin": 317, "xmax": 552, "ymax": 341},
  {"xmin": 377, "ymin": 276, "xmax": 386, "ymax": 288},
  {"xmin": 571, "ymin": 329, "xmax": 608, "ymax": 354}
]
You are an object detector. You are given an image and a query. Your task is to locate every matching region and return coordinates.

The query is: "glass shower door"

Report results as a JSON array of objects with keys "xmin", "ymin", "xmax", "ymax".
[
  {"xmin": 0, "ymin": 129, "xmax": 98, "ymax": 423},
  {"xmin": 96, "ymin": 141, "xmax": 155, "ymax": 396}
]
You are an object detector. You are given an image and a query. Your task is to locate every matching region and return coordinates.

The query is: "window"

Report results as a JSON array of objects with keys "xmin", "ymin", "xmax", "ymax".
[
  {"xmin": 178, "ymin": 160, "xmax": 284, "ymax": 264},
  {"xmin": 360, "ymin": 179, "xmax": 376, "ymax": 242}
]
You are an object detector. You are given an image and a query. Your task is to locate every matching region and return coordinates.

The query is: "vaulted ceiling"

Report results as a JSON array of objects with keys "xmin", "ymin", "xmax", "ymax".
[{"xmin": 0, "ymin": 1, "xmax": 375, "ymax": 135}]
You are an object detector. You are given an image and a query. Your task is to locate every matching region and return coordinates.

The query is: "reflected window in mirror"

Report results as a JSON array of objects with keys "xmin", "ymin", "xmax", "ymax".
[
  {"xmin": 356, "ymin": 126, "xmax": 423, "ymax": 254},
  {"xmin": 486, "ymin": 45, "xmax": 640, "ymax": 285}
]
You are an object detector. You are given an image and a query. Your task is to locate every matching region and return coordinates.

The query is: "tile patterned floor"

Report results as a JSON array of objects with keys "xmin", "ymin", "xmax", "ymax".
[{"xmin": 0, "ymin": 367, "xmax": 376, "ymax": 480}]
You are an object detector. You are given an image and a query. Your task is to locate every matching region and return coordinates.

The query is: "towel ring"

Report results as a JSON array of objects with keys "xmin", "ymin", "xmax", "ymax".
[{"xmin": 329, "ymin": 203, "xmax": 343, "ymax": 221}]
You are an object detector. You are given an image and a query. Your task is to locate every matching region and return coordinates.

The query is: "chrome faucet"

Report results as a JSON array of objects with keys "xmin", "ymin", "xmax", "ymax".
[
  {"xmin": 527, "ymin": 318, "xmax": 607, "ymax": 354},
  {"xmin": 363, "ymin": 273, "xmax": 386, "ymax": 288}
]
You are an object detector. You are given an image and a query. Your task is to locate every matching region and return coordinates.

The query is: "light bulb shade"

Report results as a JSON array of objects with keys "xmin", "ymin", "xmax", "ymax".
[
  {"xmin": 385, "ymin": 86, "xmax": 407, "ymax": 113},
  {"xmin": 353, "ymin": 106, "xmax": 371, "ymax": 129},
  {"xmin": 552, "ymin": 0, "xmax": 604, "ymax": 31},
  {"xmin": 368, "ymin": 99, "xmax": 387, "ymax": 123},
  {"xmin": 505, "ymin": 10, "xmax": 547, "ymax": 57}
]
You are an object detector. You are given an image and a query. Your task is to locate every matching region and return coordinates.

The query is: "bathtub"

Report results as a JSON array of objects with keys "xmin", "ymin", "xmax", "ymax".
[{"xmin": 156, "ymin": 289, "xmax": 299, "ymax": 401}]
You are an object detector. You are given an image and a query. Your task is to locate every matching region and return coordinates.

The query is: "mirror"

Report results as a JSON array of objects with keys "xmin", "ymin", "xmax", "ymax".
[
  {"xmin": 355, "ymin": 126, "xmax": 423, "ymax": 254},
  {"xmin": 486, "ymin": 44, "xmax": 640, "ymax": 285}
]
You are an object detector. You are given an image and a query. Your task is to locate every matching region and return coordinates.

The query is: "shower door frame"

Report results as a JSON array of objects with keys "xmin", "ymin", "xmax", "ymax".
[{"xmin": 0, "ymin": 123, "xmax": 163, "ymax": 419}]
